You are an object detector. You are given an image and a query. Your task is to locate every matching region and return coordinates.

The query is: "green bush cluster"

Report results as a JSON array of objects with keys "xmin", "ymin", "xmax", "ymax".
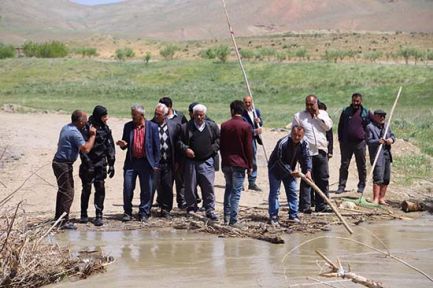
[
  {"xmin": 160, "ymin": 44, "xmax": 179, "ymax": 60},
  {"xmin": 23, "ymin": 41, "xmax": 68, "ymax": 58},
  {"xmin": 0, "ymin": 43, "xmax": 15, "ymax": 59},
  {"xmin": 115, "ymin": 47, "xmax": 135, "ymax": 60},
  {"xmin": 199, "ymin": 45, "xmax": 230, "ymax": 62}
]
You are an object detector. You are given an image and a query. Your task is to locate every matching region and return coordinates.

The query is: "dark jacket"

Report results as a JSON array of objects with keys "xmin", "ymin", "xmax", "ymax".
[
  {"xmin": 178, "ymin": 119, "xmax": 220, "ymax": 165},
  {"xmin": 338, "ymin": 105, "xmax": 373, "ymax": 143},
  {"xmin": 366, "ymin": 122, "xmax": 395, "ymax": 167},
  {"xmin": 80, "ymin": 120, "xmax": 115, "ymax": 168},
  {"xmin": 120, "ymin": 120, "xmax": 160, "ymax": 169},
  {"xmin": 151, "ymin": 117, "xmax": 181, "ymax": 171},
  {"xmin": 268, "ymin": 136, "xmax": 312, "ymax": 180},
  {"xmin": 242, "ymin": 108, "xmax": 263, "ymax": 144},
  {"xmin": 169, "ymin": 110, "xmax": 188, "ymax": 126},
  {"xmin": 220, "ymin": 116, "xmax": 253, "ymax": 169}
]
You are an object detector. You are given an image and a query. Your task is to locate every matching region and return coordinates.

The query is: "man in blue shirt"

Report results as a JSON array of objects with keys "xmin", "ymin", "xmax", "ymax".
[{"xmin": 53, "ymin": 110, "xmax": 96, "ymax": 230}]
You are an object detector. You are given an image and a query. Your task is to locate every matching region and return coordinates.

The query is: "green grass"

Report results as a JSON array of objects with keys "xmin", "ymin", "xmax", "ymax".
[
  {"xmin": 1, "ymin": 58, "xmax": 433, "ymax": 156},
  {"xmin": 393, "ymin": 155, "xmax": 433, "ymax": 185}
]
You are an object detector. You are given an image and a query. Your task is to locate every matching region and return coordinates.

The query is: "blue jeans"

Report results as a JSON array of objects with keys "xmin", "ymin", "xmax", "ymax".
[
  {"xmin": 268, "ymin": 168, "xmax": 298, "ymax": 219},
  {"xmin": 222, "ymin": 166, "xmax": 246, "ymax": 224},
  {"xmin": 123, "ymin": 158, "xmax": 154, "ymax": 218}
]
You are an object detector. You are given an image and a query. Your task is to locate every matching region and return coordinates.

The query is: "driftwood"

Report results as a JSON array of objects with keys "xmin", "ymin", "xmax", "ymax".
[
  {"xmin": 185, "ymin": 212, "xmax": 284, "ymax": 244},
  {"xmin": 315, "ymin": 250, "xmax": 384, "ymax": 288},
  {"xmin": 401, "ymin": 200, "xmax": 425, "ymax": 213}
]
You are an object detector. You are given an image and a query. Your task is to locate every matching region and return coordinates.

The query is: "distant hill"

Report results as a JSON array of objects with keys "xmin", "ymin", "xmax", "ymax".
[{"xmin": 1, "ymin": 0, "xmax": 433, "ymax": 44}]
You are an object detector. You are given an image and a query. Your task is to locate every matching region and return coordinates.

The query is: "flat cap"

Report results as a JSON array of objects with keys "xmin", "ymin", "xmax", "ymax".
[{"xmin": 374, "ymin": 109, "xmax": 386, "ymax": 116}]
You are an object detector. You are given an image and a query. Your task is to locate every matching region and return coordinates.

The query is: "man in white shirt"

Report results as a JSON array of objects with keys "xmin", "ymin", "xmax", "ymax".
[{"xmin": 292, "ymin": 95, "xmax": 333, "ymax": 213}]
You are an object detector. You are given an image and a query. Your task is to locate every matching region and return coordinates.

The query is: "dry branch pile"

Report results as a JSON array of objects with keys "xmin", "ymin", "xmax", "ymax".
[{"xmin": 0, "ymin": 203, "xmax": 113, "ymax": 287}]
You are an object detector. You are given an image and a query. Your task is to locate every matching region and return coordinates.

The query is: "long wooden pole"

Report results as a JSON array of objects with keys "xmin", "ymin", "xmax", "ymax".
[
  {"xmin": 362, "ymin": 86, "xmax": 402, "ymax": 197},
  {"xmin": 298, "ymin": 172, "xmax": 354, "ymax": 235},
  {"xmin": 221, "ymin": 0, "xmax": 268, "ymax": 162}
]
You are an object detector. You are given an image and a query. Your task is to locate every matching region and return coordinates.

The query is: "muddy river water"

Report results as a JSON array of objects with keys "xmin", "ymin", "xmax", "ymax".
[{"xmin": 50, "ymin": 216, "xmax": 433, "ymax": 287}]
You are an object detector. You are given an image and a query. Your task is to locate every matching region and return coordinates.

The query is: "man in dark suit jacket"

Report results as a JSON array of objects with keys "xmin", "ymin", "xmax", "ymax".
[
  {"xmin": 116, "ymin": 104, "xmax": 160, "ymax": 222},
  {"xmin": 152, "ymin": 103, "xmax": 180, "ymax": 217},
  {"xmin": 242, "ymin": 95, "xmax": 263, "ymax": 191},
  {"xmin": 159, "ymin": 96, "xmax": 189, "ymax": 209}
]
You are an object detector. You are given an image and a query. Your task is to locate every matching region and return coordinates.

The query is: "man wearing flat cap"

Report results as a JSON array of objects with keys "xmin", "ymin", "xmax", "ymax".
[{"xmin": 366, "ymin": 109, "xmax": 395, "ymax": 205}]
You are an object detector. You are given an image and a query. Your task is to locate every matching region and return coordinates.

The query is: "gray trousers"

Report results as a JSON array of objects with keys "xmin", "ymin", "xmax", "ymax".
[
  {"xmin": 184, "ymin": 157, "xmax": 215, "ymax": 213},
  {"xmin": 338, "ymin": 140, "xmax": 367, "ymax": 189}
]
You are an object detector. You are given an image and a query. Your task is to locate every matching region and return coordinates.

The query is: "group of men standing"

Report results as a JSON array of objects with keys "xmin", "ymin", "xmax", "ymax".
[{"xmin": 52, "ymin": 93, "xmax": 395, "ymax": 229}]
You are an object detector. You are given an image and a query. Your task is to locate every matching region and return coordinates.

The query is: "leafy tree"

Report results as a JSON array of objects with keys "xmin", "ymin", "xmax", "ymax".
[
  {"xmin": 363, "ymin": 51, "xmax": 383, "ymax": 63},
  {"xmin": 323, "ymin": 49, "xmax": 340, "ymax": 63},
  {"xmin": 144, "ymin": 51, "xmax": 151, "ymax": 64},
  {"xmin": 397, "ymin": 47, "xmax": 415, "ymax": 65}
]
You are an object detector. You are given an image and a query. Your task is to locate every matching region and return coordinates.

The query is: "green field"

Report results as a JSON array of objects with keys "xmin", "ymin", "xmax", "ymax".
[{"xmin": 1, "ymin": 58, "xmax": 433, "ymax": 158}]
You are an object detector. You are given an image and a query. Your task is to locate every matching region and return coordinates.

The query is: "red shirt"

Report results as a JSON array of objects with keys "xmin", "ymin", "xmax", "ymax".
[
  {"xmin": 220, "ymin": 116, "xmax": 253, "ymax": 169},
  {"xmin": 132, "ymin": 123, "xmax": 145, "ymax": 158}
]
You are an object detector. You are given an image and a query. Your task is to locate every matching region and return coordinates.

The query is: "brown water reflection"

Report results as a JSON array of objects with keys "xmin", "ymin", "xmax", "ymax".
[{"xmin": 50, "ymin": 216, "xmax": 433, "ymax": 287}]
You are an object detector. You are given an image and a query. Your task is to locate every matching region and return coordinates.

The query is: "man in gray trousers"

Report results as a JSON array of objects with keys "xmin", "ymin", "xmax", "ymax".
[{"xmin": 177, "ymin": 104, "xmax": 220, "ymax": 221}]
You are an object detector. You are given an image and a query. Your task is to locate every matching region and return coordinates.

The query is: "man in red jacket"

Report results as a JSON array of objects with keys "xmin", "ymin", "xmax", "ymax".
[{"xmin": 220, "ymin": 100, "xmax": 253, "ymax": 227}]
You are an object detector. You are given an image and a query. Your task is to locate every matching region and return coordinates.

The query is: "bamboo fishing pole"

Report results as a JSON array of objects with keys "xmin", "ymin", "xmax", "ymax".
[{"xmin": 221, "ymin": 0, "xmax": 268, "ymax": 162}]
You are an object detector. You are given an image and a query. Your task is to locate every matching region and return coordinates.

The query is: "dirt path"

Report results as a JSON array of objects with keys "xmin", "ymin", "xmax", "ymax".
[{"xmin": 0, "ymin": 111, "xmax": 430, "ymax": 238}]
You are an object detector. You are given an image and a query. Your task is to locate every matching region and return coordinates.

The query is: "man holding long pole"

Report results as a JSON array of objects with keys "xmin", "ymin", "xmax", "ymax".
[
  {"xmin": 242, "ymin": 95, "xmax": 263, "ymax": 191},
  {"xmin": 366, "ymin": 110, "xmax": 395, "ymax": 205}
]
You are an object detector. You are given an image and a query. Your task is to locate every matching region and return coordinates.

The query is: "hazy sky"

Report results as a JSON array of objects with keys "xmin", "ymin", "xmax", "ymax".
[{"xmin": 71, "ymin": 0, "xmax": 123, "ymax": 5}]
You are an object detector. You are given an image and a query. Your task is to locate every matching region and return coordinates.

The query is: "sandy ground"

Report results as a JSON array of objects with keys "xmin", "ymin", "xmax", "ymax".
[{"xmin": 0, "ymin": 110, "xmax": 430, "ymax": 224}]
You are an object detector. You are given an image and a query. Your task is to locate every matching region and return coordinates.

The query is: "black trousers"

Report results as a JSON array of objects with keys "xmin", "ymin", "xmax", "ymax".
[
  {"xmin": 79, "ymin": 163, "xmax": 107, "ymax": 217},
  {"xmin": 299, "ymin": 151, "xmax": 329, "ymax": 211},
  {"xmin": 155, "ymin": 163, "xmax": 175, "ymax": 212},
  {"xmin": 174, "ymin": 163, "xmax": 186, "ymax": 207},
  {"xmin": 53, "ymin": 160, "xmax": 74, "ymax": 221},
  {"xmin": 338, "ymin": 140, "xmax": 367, "ymax": 189}
]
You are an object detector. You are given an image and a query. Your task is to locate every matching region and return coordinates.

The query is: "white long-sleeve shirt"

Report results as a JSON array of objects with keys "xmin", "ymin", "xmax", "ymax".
[{"xmin": 292, "ymin": 110, "xmax": 333, "ymax": 156}]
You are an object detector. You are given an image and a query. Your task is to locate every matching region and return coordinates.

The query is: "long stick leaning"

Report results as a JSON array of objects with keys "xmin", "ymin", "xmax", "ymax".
[
  {"xmin": 221, "ymin": 0, "xmax": 268, "ymax": 162},
  {"xmin": 298, "ymin": 173, "xmax": 354, "ymax": 235},
  {"xmin": 362, "ymin": 86, "xmax": 402, "ymax": 198}
]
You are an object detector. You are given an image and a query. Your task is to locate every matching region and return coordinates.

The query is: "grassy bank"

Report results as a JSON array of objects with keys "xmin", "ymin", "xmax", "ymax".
[{"xmin": 1, "ymin": 58, "xmax": 432, "ymax": 156}]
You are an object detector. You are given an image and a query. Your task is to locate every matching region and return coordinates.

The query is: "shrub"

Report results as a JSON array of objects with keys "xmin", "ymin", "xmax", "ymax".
[
  {"xmin": 0, "ymin": 43, "xmax": 15, "ymax": 59},
  {"xmin": 115, "ymin": 47, "xmax": 135, "ymax": 61},
  {"xmin": 239, "ymin": 48, "xmax": 254, "ymax": 60},
  {"xmin": 160, "ymin": 44, "xmax": 179, "ymax": 60},
  {"xmin": 200, "ymin": 48, "xmax": 216, "ymax": 59},
  {"xmin": 215, "ymin": 45, "xmax": 230, "ymax": 63},
  {"xmin": 23, "ymin": 41, "xmax": 68, "ymax": 58},
  {"xmin": 295, "ymin": 48, "xmax": 308, "ymax": 60}
]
